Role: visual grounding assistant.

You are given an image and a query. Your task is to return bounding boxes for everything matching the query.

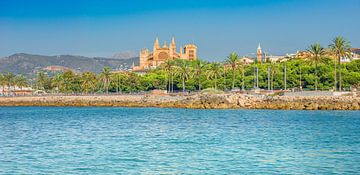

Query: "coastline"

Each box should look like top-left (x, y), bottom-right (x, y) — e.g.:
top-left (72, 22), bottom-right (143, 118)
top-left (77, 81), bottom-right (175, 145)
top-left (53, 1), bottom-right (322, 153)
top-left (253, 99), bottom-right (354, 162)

top-left (0, 93), bottom-right (359, 110)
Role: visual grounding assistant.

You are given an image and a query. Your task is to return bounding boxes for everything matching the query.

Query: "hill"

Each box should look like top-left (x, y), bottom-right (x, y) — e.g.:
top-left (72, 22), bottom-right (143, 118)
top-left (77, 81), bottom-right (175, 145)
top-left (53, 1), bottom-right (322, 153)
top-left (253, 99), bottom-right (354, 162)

top-left (0, 53), bottom-right (139, 75)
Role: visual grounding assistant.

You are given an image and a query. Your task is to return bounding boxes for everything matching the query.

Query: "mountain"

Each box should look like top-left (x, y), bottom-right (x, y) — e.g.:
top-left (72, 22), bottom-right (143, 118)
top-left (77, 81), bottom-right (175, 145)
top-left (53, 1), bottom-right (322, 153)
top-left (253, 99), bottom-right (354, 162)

top-left (0, 53), bottom-right (139, 75)
top-left (112, 51), bottom-right (137, 59)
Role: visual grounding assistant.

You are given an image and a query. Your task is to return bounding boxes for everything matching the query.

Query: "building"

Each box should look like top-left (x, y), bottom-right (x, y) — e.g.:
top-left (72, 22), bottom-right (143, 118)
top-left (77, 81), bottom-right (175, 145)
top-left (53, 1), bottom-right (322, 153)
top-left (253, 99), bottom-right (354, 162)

top-left (351, 48), bottom-right (360, 60)
top-left (240, 57), bottom-right (254, 64)
top-left (0, 86), bottom-right (33, 96)
top-left (256, 43), bottom-right (263, 63)
top-left (295, 50), bottom-right (312, 59)
top-left (132, 37), bottom-right (197, 71)
top-left (266, 55), bottom-right (287, 62)
top-left (43, 65), bottom-right (74, 72)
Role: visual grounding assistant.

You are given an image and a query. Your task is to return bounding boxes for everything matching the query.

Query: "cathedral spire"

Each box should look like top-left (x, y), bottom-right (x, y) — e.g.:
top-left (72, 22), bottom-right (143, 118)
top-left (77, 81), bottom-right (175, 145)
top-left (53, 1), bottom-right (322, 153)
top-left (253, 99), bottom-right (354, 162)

top-left (153, 36), bottom-right (160, 52)
top-left (257, 43), bottom-right (261, 50)
top-left (163, 41), bottom-right (167, 48)
top-left (171, 36), bottom-right (176, 46)
top-left (154, 36), bottom-right (160, 49)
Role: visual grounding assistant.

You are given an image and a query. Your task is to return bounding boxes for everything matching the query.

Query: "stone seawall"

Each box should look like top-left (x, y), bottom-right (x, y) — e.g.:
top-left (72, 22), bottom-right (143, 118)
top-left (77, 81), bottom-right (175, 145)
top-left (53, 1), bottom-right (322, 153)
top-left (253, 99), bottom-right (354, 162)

top-left (0, 94), bottom-right (359, 110)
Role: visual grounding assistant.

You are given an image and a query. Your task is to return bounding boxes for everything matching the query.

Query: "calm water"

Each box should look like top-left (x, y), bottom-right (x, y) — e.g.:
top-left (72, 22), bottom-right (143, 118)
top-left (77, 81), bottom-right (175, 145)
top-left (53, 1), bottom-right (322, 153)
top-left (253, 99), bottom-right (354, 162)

top-left (0, 107), bottom-right (360, 174)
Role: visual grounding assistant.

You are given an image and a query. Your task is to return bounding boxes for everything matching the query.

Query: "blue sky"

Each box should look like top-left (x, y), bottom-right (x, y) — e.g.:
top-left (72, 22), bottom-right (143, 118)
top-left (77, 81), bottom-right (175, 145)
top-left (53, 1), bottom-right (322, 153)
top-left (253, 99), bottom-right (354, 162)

top-left (0, 0), bottom-right (359, 61)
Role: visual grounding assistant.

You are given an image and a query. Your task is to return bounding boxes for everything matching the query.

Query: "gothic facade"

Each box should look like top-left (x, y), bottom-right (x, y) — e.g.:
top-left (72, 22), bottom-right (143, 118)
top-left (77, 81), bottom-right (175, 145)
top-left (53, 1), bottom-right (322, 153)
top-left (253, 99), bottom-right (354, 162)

top-left (132, 37), bottom-right (197, 71)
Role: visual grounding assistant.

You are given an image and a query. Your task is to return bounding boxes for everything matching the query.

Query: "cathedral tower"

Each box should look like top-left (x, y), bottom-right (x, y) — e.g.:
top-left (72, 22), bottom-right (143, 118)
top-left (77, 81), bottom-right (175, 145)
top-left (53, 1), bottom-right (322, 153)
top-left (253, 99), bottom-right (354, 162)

top-left (256, 43), bottom-right (263, 63)
top-left (184, 44), bottom-right (197, 60)
top-left (153, 36), bottom-right (160, 52)
top-left (169, 36), bottom-right (176, 58)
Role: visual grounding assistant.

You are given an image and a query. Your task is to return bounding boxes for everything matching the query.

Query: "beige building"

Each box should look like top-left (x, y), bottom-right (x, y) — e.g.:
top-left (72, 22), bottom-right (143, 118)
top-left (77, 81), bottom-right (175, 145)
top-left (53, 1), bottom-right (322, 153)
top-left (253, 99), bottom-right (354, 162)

top-left (132, 37), bottom-right (197, 71)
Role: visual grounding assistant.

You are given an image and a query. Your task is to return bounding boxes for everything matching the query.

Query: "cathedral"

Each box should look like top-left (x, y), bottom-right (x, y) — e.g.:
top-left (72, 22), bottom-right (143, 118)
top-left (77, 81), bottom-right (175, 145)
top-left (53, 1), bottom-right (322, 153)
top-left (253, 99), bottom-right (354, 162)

top-left (132, 37), bottom-right (197, 71)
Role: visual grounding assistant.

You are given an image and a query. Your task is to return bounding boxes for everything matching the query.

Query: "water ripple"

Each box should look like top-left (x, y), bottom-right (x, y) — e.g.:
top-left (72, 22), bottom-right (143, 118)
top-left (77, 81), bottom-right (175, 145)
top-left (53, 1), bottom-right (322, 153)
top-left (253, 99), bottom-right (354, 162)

top-left (0, 107), bottom-right (359, 174)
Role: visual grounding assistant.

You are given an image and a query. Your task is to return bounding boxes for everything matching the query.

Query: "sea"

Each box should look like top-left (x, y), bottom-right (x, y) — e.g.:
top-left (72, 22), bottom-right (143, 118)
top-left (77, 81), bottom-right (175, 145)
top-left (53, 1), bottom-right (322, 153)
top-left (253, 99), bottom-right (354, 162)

top-left (0, 107), bottom-right (359, 174)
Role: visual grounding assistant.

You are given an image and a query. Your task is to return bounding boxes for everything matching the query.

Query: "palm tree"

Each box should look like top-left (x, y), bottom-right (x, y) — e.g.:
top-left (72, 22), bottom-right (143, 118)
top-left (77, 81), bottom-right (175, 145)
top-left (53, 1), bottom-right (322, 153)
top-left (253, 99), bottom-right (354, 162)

top-left (329, 36), bottom-right (351, 91)
top-left (206, 62), bottom-right (222, 89)
top-left (174, 59), bottom-right (191, 92)
top-left (59, 71), bottom-right (79, 94)
top-left (193, 60), bottom-right (206, 91)
top-left (14, 75), bottom-right (28, 91)
top-left (162, 60), bottom-right (175, 93)
top-left (81, 72), bottom-right (97, 94)
top-left (111, 73), bottom-right (126, 93)
top-left (3, 72), bottom-right (15, 95)
top-left (100, 67), bottom-right (112, 94)
top-left (226, 52), bottom-right (239, 90)
top-left (237, 58), bottom-right (246, 90)
top-left (36, 71), bottom-right (48, 90)
top-left (0, 73), bottom-right (5, 95)
top-left (307, 43), bottom-right (326, 91)
top-left (270, 62), bottom-right (279, 90)
top-left (51, 74), bottom-right (63, 93)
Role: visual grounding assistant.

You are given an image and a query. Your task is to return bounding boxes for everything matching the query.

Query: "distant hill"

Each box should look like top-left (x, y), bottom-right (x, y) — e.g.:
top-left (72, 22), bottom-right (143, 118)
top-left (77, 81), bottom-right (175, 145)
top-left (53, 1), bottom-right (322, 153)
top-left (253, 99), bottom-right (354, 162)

top-left (0, 53), bottom-right (139, 75)
top-left (112, 51), bottom-right (137, 59)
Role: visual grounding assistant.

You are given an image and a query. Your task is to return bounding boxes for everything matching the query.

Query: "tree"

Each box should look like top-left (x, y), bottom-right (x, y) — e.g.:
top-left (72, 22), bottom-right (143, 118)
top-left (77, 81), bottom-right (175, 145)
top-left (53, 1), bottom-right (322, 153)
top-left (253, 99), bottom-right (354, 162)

top-left (0, 73), bottom-right (5, 95)
top-left (193, 59), bottom-right (206, 91)
top-left (100, 67), bottom-right (112, 94)
top-left (161, 60), bottom-right (175, 93)
top-left (61, 71), bottom-right (81, 93)
top-left (3, 72), bottom-right (15, 95)
top-left (80, 72), bottom-right (97, 94)
top-left (51, 74), bottom-right (63, 93)
top-left (206, 62), bottom-right (222, 89)
top-left (174, 59), bottom-right (191, 92)
top-left (14, 75), bottom-right (28, 90)
top-left (237, 58), bottom-right (246, 90)
top-left (329, 36), bottom-right (351, 91)
top-left (307, 43), bottom-right (326, 91)
top-left (269, 62), bottom-right (280, 90)
top-left (36, 71), bottom-right (48, 91)
top-left (226, 52), bottom-right (239, 90)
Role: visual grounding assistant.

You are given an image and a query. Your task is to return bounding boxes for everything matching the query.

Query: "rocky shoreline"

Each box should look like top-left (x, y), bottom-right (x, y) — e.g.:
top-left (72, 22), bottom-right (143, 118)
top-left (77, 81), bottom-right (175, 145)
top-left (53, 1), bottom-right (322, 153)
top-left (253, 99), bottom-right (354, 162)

top-left (0, 93), bottom-right (359, 110)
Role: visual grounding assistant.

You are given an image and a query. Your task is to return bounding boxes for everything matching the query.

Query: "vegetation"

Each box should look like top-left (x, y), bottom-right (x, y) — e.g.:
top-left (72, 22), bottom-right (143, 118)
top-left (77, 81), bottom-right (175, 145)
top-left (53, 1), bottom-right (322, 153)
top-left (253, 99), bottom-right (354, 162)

top-left (307, 43), bottom-right (326, 91)
top-left (329, 36), bottom-right (352, 91)
top-left (0, 37), bottom-right (359, 95)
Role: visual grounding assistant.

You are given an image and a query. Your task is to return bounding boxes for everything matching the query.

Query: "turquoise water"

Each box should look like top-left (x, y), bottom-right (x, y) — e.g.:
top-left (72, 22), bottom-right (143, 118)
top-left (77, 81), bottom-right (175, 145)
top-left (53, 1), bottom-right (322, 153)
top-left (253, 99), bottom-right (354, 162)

top-left (0, 107), bottom-right (360, 174)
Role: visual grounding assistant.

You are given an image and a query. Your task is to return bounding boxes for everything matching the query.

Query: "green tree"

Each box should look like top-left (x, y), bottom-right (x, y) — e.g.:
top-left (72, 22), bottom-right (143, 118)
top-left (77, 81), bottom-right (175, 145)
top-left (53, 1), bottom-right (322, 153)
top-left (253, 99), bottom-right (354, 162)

top-left (161, 60), bottom-right (175, 92)
top-left (307, 43), bottom-right (326, 91)
top-left (3, 72), bottom-right (15, 95)
top-left (14, 74), bottom-right (28, 90)
top-left (36, 71), bottom-right (49, 91)
top-left (100, 67), bottom-right (112, 94)
top-left (192, 59), bottom-right (206, 91)
top-left (60, 71), bottom-right (81, 93)
top-left (111, 73), bottom-right (124, 93)
top-left (237, 58), bottom-right (246, 90)
top-left (0, 73), bottom-right (5, 94)
top-left (51, 74), bottom-right (63, 93)
top-left (329, 36), bottom-right (352, 91)
top-left (81, 72), bottom-right (97, 94)
top-left (206, 62), bottom-right (222, 89)
top-left (174, 59), bottom-right (191, 92)
top-left (226, 52), bottom-right (239, 90)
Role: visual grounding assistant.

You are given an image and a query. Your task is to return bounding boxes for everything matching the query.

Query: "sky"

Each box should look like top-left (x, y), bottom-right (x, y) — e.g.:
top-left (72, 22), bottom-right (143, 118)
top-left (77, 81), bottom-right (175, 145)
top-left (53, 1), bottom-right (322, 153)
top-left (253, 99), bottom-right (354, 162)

top-left (0, 0), bottom-right (359, 61)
